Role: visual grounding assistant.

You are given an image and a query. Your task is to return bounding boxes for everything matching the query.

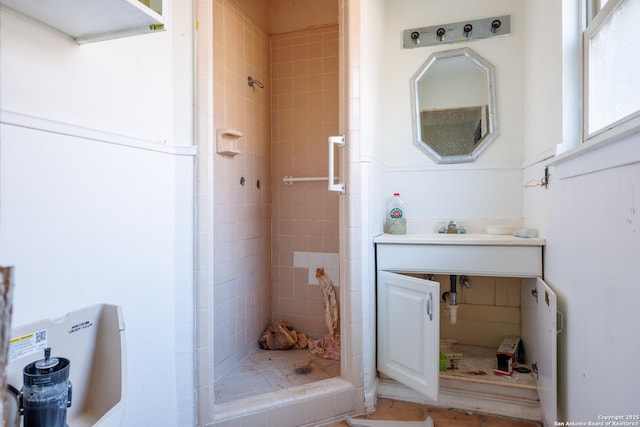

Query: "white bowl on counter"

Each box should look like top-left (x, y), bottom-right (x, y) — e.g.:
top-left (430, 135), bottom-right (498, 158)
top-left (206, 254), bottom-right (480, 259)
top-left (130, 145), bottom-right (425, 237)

top-left (486, 225), bottom-right (513, 235)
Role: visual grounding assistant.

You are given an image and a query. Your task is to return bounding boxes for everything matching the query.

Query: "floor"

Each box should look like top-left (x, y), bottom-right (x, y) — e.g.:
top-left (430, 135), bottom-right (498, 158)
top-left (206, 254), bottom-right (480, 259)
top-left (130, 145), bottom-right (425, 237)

top-left (439, 344), bottom-right (536, 389)
top-left (320, 399), bottom-right (542, 427)
top-left (214, 348), bottom-right (340, 404)
top-left (215, 345), bottom-right (540, 426)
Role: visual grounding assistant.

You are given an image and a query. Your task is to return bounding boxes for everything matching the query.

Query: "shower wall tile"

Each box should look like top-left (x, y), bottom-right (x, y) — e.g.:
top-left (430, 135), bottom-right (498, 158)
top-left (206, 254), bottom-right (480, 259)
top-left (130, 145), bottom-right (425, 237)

top-left (292, 250), bottom-right (340, 286)
top-left (195, 0), bottom-right (215, 422)
top-left (344, 0), bottom-right (366, 409)
top-left (271, 25), bottom-right (341, 338)
top-left (196, 381), bottom-right (212, 426)
top-left (196, 269), bottom-right (211, 311)
top-left (212, 0), bottom-right (271, 381)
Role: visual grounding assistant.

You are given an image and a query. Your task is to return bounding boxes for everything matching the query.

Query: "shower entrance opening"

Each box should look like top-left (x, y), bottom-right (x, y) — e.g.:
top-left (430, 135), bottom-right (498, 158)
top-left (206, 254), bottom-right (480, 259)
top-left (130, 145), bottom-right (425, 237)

top-left (209, 0), bottom-right (344, 409)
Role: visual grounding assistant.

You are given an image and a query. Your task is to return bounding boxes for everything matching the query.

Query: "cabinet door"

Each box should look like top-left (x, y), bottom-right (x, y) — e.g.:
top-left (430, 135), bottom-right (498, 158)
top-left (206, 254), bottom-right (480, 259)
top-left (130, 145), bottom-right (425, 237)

top-left (377, 271), bottom-right (440, 401)
top-left (521, 278), bottom-right (558, 427)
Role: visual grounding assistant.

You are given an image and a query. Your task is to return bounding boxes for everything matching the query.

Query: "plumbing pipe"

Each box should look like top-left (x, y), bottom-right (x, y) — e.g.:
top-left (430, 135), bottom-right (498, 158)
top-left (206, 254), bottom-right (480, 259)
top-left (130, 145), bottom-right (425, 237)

top-left (448, 304), bottom-right (458, 324)
top-left (448, 275), bottom-right (458, 324)
top-left (441, 291), bottom-right (450, 302)
top-left (460, 275), bottom-right (471, 288)
top-left (247, 76), bottom-right (264, 89)
top-left (449, 275), bottom-right (457, 305)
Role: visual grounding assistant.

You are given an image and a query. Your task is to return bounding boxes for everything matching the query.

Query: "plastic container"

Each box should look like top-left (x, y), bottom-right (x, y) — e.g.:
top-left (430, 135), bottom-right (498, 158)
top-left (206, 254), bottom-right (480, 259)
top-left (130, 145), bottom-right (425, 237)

top-left (385, 193), bottom-right (406, 235)
top-left (439, 352), bottom-right (448, 371)
top-left (22, 348), bottom-right (72, 427)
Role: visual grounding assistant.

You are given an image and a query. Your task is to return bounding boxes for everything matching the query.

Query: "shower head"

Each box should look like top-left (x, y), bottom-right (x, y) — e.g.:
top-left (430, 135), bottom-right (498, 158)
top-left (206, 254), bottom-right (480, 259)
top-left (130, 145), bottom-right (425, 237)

top-left (247, 76), bottom-right (264, 89)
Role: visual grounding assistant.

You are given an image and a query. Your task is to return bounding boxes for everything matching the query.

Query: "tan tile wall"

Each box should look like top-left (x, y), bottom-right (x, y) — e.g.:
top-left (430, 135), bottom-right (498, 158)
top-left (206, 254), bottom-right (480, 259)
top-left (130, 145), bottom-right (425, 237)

top-left (212, 0), bottom-right (271, 377)
top-left (437, 275), bottom-right (522, 348)
top-left (270, 26), bottom-right (340, 338)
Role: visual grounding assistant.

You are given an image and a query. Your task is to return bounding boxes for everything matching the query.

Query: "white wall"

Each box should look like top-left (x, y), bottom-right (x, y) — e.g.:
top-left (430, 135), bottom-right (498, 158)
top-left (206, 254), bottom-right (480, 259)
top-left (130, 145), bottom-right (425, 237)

top-left (0, 2), bottom-right (195, 425)
top-left (366, 0), bottom-right (525, 234)
top-left (521, 0), bottom-right (563, 162)
top-left (378, 0), bottom-right (524, 167)
top-left (362, 0), bottom-right (640, 422)
top-left (522, 0), bottom-right (640, 421)
top-left (359, 0), bottom-right (526, 408)
top-left (545, 147), bottom-right (640, 420)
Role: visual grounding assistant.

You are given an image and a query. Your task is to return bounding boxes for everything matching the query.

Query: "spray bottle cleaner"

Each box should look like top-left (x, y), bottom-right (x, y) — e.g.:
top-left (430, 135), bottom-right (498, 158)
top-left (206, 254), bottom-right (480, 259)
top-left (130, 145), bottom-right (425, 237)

top-left (385, 193), bottom-right (406, 234)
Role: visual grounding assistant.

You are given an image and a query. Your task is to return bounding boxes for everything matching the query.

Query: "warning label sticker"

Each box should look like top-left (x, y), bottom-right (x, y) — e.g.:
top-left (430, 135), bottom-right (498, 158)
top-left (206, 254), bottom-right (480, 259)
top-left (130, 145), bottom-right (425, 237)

top-left (8, 329), bottom-right (48, 362)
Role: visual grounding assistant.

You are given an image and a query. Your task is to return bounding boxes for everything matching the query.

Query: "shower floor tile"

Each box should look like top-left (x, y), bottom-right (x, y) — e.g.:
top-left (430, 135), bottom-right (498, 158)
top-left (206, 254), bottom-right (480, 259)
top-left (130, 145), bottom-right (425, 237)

top-left (214, 348), bottom-right (340, 404)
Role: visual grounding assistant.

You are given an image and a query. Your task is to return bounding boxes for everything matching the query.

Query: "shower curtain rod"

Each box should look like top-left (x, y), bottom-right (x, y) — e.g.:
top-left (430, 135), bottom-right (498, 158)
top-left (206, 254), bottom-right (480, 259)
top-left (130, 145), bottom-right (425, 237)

top-left (282, 176), bottom-right (338, 186)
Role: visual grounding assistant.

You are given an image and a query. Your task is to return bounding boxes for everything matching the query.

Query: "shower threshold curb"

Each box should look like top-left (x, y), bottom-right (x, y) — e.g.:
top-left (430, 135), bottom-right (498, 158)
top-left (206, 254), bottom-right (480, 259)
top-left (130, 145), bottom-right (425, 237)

top-left (212, 377), bottom-right (354, 423)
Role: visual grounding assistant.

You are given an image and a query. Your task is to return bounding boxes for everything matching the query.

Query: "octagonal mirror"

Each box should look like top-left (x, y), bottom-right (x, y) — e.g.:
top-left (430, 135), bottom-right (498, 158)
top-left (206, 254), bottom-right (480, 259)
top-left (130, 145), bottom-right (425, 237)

top-left (410, 47), bottom-right (497, 163)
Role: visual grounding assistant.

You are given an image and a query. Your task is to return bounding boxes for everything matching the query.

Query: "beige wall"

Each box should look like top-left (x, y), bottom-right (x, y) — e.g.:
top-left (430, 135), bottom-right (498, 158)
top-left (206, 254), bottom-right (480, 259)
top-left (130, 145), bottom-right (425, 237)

top-left (234, 0), bottom-right (338, 35)
top-left (269, 0), bottom-right (339, 34)
top-left (233, 0), bottom-right (270, 30)
top-left (270, 26), bottom-right (341, 338)
top-left (212, 0), bottom-right (272, 377)
top-left (405, 273), bottom-right (522, 348)
top-left (437, 275), bottom-right (521, 348)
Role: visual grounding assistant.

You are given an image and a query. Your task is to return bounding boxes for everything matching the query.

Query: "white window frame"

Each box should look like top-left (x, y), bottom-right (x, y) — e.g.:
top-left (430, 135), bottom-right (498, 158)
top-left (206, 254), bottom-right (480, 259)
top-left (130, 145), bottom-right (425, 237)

top-left (587, 0), bottom-right (609, 24)
top-left (583, 0), bottom-right (640, 144)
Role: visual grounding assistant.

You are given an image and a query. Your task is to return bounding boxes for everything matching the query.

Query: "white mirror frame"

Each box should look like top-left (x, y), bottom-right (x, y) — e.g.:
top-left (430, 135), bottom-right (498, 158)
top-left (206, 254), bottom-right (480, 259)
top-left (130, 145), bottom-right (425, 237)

top-left (410, 47), bottom-right (497, 164)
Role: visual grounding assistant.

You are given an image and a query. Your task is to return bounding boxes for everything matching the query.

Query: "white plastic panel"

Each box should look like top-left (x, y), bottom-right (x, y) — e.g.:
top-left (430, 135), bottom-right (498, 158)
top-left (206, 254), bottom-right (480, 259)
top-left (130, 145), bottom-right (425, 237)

top-left (6, 304), bottom-right (126, 427)
top-left (377, 271), bottom-right (439, 401)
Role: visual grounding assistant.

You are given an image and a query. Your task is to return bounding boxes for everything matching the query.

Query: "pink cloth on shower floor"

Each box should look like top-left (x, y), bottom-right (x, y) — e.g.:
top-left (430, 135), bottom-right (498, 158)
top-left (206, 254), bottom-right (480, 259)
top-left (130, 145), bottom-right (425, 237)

top-left (308, 333), bottom-right (341, 360)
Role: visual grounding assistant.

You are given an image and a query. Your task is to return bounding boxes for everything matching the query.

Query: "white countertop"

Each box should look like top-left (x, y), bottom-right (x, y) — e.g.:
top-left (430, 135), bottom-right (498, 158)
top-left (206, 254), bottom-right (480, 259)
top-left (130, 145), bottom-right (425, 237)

top-left (374, 233), bottom-right (545, 246)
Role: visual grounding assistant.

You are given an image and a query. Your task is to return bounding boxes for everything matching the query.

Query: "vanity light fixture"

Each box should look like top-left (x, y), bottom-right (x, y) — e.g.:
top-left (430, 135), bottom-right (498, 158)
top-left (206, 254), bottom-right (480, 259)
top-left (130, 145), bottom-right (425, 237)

top-left (403, 15), bottom-right (510, 49)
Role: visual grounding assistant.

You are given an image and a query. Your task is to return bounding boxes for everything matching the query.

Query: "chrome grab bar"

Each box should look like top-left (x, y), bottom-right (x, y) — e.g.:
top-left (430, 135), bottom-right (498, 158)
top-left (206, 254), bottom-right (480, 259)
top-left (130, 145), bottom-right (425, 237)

top-left (327, 135), bottom-right (346, 194)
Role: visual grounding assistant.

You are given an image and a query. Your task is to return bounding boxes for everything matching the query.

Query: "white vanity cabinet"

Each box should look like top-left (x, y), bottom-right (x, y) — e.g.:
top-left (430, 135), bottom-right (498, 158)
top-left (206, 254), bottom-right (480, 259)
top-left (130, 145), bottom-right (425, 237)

top-left (377, 271), bottom-right (440, 400)
top-left (374, 233), bottom-right (558, 426)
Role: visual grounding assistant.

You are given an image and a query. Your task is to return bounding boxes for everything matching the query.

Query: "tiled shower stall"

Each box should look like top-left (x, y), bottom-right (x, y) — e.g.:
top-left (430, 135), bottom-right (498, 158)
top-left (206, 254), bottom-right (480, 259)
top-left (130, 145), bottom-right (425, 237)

top-left (210, 0), bottom-right (341, 394)
top-left (195, 0), bottom-right (365, 424)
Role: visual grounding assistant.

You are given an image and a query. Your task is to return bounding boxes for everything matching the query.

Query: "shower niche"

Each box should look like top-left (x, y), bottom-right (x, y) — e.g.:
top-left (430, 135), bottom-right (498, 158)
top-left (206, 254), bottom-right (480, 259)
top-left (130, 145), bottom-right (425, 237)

top-left (374, 234), bottom-right (559, 426)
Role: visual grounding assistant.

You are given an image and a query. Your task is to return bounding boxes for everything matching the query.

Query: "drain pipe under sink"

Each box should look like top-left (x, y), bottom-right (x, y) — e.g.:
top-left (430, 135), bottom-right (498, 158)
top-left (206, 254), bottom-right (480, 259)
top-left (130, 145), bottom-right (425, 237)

top-left (445, 275), bottom-right (471, 324)
top-left (448, 275), bottom-right (458, 324)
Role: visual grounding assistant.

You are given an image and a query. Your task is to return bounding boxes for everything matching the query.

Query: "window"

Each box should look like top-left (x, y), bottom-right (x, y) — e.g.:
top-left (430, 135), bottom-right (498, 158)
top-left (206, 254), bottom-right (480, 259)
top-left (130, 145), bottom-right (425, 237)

top-left (583, 0), bottom-right (640, 140)
top-left (587, 0), bottom-right (610, 22)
